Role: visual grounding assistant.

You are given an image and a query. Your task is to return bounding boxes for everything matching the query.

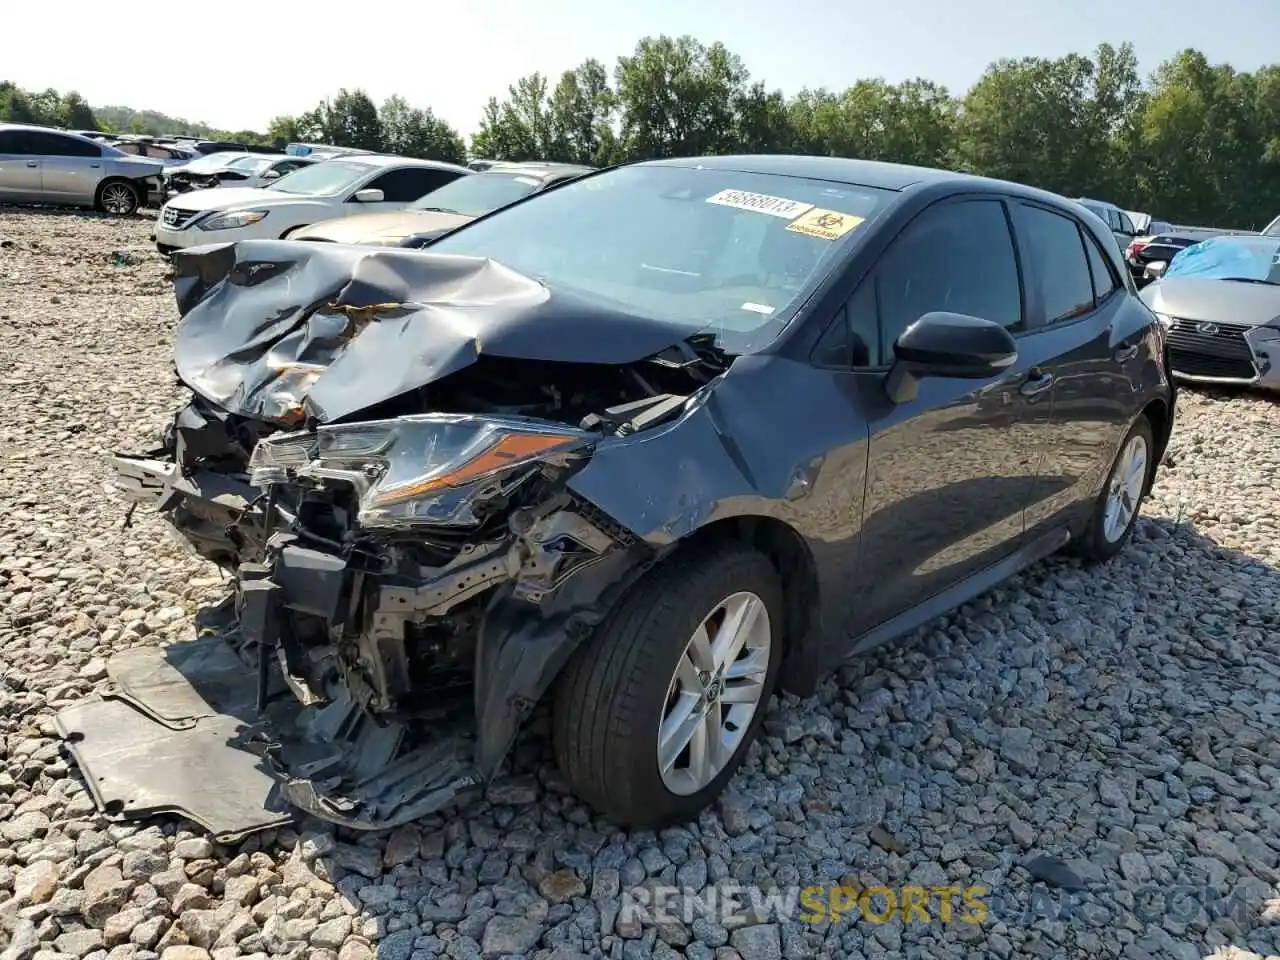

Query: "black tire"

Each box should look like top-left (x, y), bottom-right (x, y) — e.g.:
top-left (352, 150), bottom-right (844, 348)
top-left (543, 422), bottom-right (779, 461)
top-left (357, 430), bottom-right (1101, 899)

top-left (96, 180), bottom-right (140, 216)
top-left (552, 541), bottom-right (784, 828)
top-left (1072, 415), bottom-right (1155, 562)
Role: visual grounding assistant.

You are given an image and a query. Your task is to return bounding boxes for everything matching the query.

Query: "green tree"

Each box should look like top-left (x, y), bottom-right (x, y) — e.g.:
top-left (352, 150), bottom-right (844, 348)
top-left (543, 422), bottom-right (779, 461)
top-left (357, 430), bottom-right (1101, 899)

top-left (0, 83), bottom-right (37, 123)
top-left (547, 59), bottom-right (618, 165)
top-left (614, 35), bottom-right (749, 159)
top-left (470, 74), bottom-right (557, 161)
top-left (953, 44), bottom-right (1141, 198)
top-left (266, 114), bottom-right (303, 146)
top-left (320, 88), bottom-right (382, 151)
top-left (59, 91), bottom-right (98, 129)
top-left (379, 95), bottom-right (466, 164)
top-left (731, 82), bottom-right (794, 154)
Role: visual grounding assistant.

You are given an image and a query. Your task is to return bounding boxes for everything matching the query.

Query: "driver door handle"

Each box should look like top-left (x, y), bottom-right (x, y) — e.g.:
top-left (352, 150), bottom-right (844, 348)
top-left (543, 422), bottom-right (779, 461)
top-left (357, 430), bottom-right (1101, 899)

top-left (1020, 368), bottom-right (1055, 397)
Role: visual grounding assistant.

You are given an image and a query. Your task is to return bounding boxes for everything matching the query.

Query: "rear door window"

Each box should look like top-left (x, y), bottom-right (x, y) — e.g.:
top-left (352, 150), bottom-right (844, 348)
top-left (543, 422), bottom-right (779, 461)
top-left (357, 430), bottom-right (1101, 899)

top-left (1014, 204), bottom-right (1096, 324)
top-left (0, 130), bottom-right (32, 154)
top-left (364, 167), bottom-right (465, 202)
top-left (1083, 232), bottom-right (1120, 302)
top-left (26, 132), bottom-right (101, 158)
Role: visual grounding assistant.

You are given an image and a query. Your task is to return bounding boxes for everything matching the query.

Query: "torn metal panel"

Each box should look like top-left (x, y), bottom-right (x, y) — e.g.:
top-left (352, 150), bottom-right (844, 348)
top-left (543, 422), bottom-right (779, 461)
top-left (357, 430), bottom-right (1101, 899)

top-left (171, 240), bottom-right (708, 425)
top-left (54, 638), bottom-right (293, 843)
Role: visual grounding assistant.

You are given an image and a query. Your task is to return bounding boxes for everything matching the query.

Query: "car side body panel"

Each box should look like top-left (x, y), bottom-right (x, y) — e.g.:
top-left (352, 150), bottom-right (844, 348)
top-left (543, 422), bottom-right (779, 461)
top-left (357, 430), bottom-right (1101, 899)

top-left (572, 176), bottom-right (1173, 697)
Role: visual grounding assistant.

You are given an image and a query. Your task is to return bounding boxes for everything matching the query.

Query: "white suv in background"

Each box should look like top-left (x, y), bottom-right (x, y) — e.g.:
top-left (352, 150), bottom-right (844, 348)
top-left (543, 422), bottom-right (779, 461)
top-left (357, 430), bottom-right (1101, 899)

top-left (153, 155), bottom-right (471, 253)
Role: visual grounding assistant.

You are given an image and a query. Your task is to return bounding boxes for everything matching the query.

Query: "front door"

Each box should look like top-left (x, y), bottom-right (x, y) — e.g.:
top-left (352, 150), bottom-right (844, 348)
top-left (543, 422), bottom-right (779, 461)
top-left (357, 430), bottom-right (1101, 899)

top-left (29, 131), bottom-right (102, 204)
top-left (0, 129), bottom-right (41, 202)
top-left (842, 196), bottom-right (1054, 634)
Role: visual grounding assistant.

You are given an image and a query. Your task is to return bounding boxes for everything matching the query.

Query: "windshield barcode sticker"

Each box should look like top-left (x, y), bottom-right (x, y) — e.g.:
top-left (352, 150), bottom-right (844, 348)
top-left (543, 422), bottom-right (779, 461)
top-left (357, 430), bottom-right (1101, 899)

top-left (706, 189), bottom-right (814, 219)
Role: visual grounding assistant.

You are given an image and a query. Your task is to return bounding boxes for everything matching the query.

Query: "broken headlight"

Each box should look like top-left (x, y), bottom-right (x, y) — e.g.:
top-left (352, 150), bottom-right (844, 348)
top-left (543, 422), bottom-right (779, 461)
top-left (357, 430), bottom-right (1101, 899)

top-left (250, 414), bottom-right (592, 529)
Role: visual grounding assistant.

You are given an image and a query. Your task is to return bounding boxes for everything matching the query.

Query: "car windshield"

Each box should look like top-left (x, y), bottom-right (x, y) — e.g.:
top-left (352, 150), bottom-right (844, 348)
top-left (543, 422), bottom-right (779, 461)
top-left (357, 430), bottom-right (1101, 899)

top-left (425, 164), bottom-right (892, 352)
top-left (1165, 236), bottom-right (1280, 284)
top-left (183, 152), bottom-right (245, 173)
top-left (269, 161), bottom-right (374, 196)
top-left (227, 155), bottom-right (271, 173)
top-left (411, 172), bottom-right (542, 216)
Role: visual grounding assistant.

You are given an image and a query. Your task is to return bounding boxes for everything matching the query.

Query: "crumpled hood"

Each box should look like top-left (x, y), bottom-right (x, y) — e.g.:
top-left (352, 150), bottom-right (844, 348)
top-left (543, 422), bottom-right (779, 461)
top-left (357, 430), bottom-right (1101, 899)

top-left (1142, 277), bottom-right (1280, 328)
top-left (171, 239), bottom-right (703, 424)
top-left (292, 209), bottom-right (473, 244)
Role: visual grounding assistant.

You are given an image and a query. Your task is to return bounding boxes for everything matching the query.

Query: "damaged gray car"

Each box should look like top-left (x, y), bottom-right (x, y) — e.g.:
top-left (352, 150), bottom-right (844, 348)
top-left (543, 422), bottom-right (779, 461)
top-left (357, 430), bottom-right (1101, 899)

top-left (63, 156), bottom-right (1176, 841)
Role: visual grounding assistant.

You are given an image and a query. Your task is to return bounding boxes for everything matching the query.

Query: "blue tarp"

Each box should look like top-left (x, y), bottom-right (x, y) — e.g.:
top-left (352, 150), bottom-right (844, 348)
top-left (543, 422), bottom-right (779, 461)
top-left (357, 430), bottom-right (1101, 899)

top-left (1166, 235), bottom-right (1280, 282)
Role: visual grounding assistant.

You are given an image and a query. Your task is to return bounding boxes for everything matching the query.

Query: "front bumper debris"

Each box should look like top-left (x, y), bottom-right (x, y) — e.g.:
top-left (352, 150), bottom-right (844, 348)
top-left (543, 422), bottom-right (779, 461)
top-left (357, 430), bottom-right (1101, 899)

top-left (77, 410), bottom-right (649, 837)
top-left (55, 541), bottom-right (486, 840)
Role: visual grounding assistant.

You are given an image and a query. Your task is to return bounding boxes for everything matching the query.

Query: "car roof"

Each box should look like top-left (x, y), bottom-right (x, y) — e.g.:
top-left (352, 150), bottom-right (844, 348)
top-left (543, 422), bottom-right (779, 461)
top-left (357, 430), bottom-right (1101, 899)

top-left (1077, 196), bottom-right (1120, 209)
top-left (640, 154), bottom-right (1080, 208)
top-left (339, 153), bottom-right (471, 173)
top-left (483, 161), bottom-right (595, 182)
top-left (0, 123), bottom-right (119, 150)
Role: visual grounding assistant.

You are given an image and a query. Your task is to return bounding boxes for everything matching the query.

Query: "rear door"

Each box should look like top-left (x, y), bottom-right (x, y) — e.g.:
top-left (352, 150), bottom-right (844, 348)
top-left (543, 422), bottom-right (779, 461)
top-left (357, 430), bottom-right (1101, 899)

top-left (1009, 201), bottom-right (1137, 538)
top-left (0, 129), bottom-right (41, 201)
top-left (28, 131), bottom-right (102, 204)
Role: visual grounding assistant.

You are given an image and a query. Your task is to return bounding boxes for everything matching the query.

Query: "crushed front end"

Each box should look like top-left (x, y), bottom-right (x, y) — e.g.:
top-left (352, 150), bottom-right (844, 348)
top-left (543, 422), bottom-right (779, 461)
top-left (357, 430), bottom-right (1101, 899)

top-left (61, 238), bottom-right (727, 838)
top-left (69, 408), bottom-right (675, 837)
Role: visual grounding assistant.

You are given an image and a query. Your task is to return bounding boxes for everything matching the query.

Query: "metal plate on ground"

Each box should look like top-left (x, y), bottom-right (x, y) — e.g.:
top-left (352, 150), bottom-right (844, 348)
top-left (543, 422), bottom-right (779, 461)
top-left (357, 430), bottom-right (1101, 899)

top-left (55, 637), bottom-right (294, 842)
top-left (56, 698), bottom-right (294, 843)
top-left (105, 638), bottom-right (256, 725)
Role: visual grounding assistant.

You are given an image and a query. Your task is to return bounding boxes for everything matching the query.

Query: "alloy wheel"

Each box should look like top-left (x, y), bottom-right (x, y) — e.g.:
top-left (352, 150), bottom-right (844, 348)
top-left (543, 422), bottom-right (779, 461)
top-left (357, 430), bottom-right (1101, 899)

top-left (101, 184), bottom-right (136, 215)
top-left (658, 591), bottom-right (772, 795)
top-left (1103, 433), bottom-right (1148, 543)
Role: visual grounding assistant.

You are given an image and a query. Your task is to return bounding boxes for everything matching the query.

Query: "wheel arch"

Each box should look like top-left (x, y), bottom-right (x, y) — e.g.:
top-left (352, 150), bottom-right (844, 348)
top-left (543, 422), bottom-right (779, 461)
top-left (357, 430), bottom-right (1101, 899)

top-left (666, 513), bottom-right (823, 696)
top-left (1139, 396), bottom-right (1172, 495)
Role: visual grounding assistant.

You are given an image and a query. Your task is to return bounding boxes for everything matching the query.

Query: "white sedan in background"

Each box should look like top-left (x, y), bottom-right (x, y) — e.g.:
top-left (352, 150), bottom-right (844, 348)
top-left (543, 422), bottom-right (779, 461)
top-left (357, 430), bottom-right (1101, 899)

top-left (153, 155), bottom-right (471, 254)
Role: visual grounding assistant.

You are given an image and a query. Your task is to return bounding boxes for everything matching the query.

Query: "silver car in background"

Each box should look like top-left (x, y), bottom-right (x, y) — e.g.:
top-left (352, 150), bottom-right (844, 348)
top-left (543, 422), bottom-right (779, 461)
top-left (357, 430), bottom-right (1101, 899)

top-left (1141, 234), bottom-right (1280, 390)
top-left (0, 123), bottom-right (163, 215)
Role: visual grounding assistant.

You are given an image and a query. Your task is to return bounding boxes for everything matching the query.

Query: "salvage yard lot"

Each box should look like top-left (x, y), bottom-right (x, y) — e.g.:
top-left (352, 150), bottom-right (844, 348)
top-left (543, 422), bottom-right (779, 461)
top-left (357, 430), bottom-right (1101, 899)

top-left (2, 206), bottom-right (1280, 960)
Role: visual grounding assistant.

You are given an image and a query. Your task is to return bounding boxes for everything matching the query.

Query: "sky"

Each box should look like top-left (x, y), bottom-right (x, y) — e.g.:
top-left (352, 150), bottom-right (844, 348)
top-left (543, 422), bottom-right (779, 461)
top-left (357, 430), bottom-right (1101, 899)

top-left (6, 0), bottom-right (1279, 139)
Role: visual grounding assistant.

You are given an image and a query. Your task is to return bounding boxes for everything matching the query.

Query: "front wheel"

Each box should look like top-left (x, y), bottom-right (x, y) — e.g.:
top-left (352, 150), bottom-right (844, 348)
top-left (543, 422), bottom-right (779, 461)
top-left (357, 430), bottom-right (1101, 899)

top-left (1072, 415), bottom-right (1154, 562)
top-left (97, 180), bottom-right (140, 216)
top-left (552, 542), bottom-right (783, 828)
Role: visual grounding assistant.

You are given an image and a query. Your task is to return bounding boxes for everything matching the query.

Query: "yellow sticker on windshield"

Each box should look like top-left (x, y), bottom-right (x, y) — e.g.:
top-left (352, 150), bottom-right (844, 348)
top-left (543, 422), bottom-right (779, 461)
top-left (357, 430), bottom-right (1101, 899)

top-left (787, 208), bottom-right (864, 241)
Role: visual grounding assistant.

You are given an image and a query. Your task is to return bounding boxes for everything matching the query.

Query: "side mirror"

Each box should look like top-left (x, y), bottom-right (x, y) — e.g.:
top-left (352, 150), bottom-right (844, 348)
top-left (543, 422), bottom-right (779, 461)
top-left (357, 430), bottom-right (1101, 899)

top-left (352, 188), bottom-right (384, 203)
top-left (398, 229), bottom-right (450, 249)
top-left (885, 311), bottom-right (1018, 404)
top-left (261, 169), bottom-right (281, 180)
top-left (1144, 261), bottom-right (1167, 282)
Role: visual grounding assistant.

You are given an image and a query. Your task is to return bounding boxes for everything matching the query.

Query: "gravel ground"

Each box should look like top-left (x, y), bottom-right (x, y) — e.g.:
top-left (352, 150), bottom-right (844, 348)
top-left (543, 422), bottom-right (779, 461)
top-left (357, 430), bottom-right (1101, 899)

top-left (2, 207), bottom-right (1279, 960)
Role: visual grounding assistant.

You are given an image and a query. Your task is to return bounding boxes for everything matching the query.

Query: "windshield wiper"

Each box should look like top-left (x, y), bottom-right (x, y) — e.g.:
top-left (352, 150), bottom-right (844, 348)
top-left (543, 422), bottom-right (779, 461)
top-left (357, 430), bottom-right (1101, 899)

top-left (416, 206), bottom-right (460, 214)
top-left (1220, 276), bottom-right (1280, 285)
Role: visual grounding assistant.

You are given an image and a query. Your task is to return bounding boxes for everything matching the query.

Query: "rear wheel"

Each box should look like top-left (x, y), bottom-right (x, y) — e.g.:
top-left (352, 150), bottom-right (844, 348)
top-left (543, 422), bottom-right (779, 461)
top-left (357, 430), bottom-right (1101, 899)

top-left (553, 542), bottom-right (783, 828)
top-left (97, 180), bottom-right (140, 216)
top-left (1072, 415), bottom-right (1154, 562)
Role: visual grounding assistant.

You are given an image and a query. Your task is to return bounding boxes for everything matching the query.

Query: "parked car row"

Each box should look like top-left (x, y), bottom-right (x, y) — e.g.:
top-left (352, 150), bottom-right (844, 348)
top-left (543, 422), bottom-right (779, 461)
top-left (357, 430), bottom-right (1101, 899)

top-left (152, 156), bottom-right (595, 252)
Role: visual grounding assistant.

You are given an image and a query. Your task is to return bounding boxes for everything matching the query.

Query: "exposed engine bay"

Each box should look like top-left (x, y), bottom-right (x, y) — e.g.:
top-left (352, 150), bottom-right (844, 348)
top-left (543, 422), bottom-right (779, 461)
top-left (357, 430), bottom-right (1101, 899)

top-left (62, 238), bottom-right (738, 838)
